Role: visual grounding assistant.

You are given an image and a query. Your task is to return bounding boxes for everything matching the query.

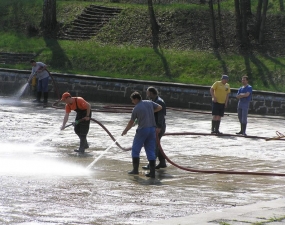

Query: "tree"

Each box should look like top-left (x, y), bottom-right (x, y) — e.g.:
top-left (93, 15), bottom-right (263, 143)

top-left (256, 0), bottom-right (263, 37)
top-left (244, 0), bottom-right (252, 16)
top-left (234, 0), bottom-right (249, 48)
top-left (209, 0), bottom-right (218, 48)
top-left (147, 0), bottom-right (160, 48)
top-left (41, 0), bottom-right (57, 31)
top-left (240, 0), bottom-right (249, 46)
top-left (256, 0), bottom-right (269, 44)
top-left (279, 0), bottom-right (284, 12)
top-left (234, 0), bottom-right (242, 44)
top-left (258, 0), bottom-right (268, 44)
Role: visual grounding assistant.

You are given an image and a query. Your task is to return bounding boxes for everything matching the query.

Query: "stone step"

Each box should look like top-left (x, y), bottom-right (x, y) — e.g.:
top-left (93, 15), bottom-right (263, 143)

top-left (72, 19), bottom-right (105, 26)
top-left (0, 52), bottom-right (35, 56)
top-left (60, 5), bottom-right (122, 40)
top-left (0, 52), bottom-right (36, 64)
top-left (88, 5), bottom-right (122, 13)
top-left (64, 30), bottom-right (98, 36)
top-left (73, 18), bottom-right (105, 24)
top-left (68, 25), bottom-right (101, 31)
top-left (59, 34), bottom-right (92, 40)
top-left (84, 9), bottom-right (120, 16)
top-left (78, 13), bottom-right (117, 20)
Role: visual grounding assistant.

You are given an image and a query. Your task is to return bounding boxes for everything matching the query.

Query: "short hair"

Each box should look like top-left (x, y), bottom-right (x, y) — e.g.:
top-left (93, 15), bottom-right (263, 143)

top-left (30, 59), bottom-right (36, 63)
top-left (147, 86), bottom-right (158, 95)
top-left (130, 91), bottom-right (142, 100)
top-left (242, 76), bottom-right (249, 81)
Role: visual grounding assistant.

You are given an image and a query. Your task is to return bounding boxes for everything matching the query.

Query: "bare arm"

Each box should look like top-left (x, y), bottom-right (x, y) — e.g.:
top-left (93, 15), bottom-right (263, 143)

top-left (154, 105), bottom-right (162, 113)
top-left (84, 102), bottom-right (91, 121)
top-left (210, 88), bottom-right (216, 102)
top-left (37, 65), bottom-right (47, 73)
top-left (236, 92), bottom-right (250, 99)
top-left (122, 119), bottom-right (135, 136)
top-left (225, 93), bottom-right (230, 107)
top-left (61, 113), bottom-right (69, 130)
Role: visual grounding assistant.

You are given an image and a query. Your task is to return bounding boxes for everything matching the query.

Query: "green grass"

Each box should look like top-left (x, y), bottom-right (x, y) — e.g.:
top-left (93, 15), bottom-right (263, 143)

top-left (0, 0), bottom-right (285, 92)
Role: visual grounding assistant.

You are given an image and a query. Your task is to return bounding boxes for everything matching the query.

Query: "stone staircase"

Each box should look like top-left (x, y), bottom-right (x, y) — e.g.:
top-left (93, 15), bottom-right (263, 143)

top-left (60, 5), bottom-right (122, 40)
top-left (0, 52), bottom-right (36, 65)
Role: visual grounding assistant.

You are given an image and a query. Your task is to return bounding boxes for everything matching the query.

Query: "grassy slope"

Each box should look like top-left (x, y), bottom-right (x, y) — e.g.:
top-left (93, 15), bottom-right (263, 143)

top-left (0, 0), bottom-right (285, 92)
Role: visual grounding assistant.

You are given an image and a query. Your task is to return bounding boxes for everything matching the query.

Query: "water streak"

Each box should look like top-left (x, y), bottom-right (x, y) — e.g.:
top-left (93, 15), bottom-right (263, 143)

top-left (86, 137), bottom-right (121, 169)
top-left (15, 83), bottom-right (29, 99)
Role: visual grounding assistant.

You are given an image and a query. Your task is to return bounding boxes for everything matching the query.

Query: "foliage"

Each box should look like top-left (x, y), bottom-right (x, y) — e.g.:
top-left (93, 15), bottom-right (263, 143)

top-left (0, 0), bottom-right (285, 92)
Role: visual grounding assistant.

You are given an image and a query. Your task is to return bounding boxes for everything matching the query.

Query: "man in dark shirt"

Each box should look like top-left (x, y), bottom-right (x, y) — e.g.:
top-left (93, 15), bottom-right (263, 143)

top-left (142, 86), bottom-right (167, 170)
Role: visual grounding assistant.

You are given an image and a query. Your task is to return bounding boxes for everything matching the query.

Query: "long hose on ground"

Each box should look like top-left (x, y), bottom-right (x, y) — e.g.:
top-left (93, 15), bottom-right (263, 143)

top-left (80, 118), bottom-right (285, 177)
top-left (155, 133), bottom-right (285, 177)
top-left (56, 99), bottom-right (285, 176)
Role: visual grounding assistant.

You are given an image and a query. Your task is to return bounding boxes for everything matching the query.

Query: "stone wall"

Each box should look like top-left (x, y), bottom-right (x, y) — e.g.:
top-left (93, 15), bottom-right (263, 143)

top-left (1, 68), bottom-right (285, 115)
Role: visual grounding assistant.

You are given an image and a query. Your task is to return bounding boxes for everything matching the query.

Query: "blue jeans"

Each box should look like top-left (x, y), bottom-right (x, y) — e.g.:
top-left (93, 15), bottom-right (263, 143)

top-left (132, 127), bottom-right (156, 160)
top-left (37, 77), bottom-right (49, 92)
top-left (237, 107), bottom-right (249, 124)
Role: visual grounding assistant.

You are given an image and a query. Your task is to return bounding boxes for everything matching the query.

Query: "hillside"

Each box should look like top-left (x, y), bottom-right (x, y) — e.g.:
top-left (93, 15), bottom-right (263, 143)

top-left (94, 8), bottom-right (285, 56)
top-left (0, 0), bottom-right (285, 91)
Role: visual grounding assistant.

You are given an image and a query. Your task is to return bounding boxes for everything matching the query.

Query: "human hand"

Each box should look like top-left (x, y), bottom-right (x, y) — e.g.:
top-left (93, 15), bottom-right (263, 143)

top-left (122, 130), bottom-right (127, 136)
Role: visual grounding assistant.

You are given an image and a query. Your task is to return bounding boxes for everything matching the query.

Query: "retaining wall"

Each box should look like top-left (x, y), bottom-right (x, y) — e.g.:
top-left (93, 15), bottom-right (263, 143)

top-left (1, 68), bottom-right (285, 115)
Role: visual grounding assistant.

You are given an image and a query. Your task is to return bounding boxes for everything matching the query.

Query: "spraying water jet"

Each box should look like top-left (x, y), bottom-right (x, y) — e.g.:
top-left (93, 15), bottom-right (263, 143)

top-left (86, 137), bottom-right (121, 169)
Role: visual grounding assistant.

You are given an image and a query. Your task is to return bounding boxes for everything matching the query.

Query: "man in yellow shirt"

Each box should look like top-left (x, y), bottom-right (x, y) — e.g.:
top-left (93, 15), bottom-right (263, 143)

top-left (210, 75), bottom-right (231, 134)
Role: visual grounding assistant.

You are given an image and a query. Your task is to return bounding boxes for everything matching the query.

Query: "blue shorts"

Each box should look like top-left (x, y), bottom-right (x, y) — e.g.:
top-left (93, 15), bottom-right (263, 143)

top-left (132, 127), bottom-right (156, 160)
top-left (212, 102), bottom-right (225, 117)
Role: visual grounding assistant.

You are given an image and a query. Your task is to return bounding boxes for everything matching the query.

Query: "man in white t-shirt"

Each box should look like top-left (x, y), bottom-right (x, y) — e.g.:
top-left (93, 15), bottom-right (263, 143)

top-left (30, 59), bottom-right (50, 107)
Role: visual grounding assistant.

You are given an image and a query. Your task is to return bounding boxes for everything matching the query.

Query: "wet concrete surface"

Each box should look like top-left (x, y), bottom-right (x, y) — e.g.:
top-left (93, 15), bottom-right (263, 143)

top-left (1, 96), bottom-right (285, 224)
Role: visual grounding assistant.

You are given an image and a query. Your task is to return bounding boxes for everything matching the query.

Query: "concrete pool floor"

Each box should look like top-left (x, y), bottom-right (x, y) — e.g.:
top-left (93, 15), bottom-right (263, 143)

top-left (1, 96), bottom-right (285, 224)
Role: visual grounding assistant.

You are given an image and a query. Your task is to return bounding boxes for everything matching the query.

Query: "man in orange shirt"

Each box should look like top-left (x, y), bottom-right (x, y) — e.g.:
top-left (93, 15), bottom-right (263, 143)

top-left (60, 92), bottom-right (92, 154)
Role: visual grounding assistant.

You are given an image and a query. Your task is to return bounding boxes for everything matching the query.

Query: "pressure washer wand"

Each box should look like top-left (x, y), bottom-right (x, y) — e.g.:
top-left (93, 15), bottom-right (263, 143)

top-left (63, 118), bottom-right (86, 129)
top-left (27, 72), bottom-right (36, 84)
top-left (63, 122), bottom-right (75, 129)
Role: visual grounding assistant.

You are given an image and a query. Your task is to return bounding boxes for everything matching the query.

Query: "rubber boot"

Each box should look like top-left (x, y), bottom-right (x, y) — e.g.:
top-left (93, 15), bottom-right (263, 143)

top-left (145, 160), bottom-right (156, 178)
top-left (85, 139), bottom-right (89, 149)
top-left (142, 164), bottom-right (150, 170)
top-left (43, 92), bottom-right (48, 107)
top-left (74, 135), bottom-right (87, 153)
top-left (242, 123), bottom-right (247, 136)
top-left (155, 151), bottom-right (167, 169)
top-left (215, 120), bottom-right (222, 134)
top-left (128, 157), bottom-right (140, 175)
top-left (33, 92), bottom-right (42, 103)
top-left (236, 123), bottom-right (243, 134)
top-left (211, 120), bottom-right (216, 134)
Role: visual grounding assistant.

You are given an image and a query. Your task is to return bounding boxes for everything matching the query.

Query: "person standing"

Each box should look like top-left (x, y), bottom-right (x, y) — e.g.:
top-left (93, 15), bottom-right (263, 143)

top-left (122, 91), bottom-right (162, 178)
top-left (236, 76), bottom-right (252, 136)
top-left (210, 75), bottom-right (231, 134)
top-left (60, 92), bottom-right (92, 154)
top-left (30, 59), bottom-right (50, 107)
top-left (142, 86), bottom-right (167, 170)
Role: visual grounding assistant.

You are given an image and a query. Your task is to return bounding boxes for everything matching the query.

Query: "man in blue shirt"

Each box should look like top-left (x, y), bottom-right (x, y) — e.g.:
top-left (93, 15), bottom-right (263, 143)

top-left (236, 76), bottom-right (252, 136)
top-left (122, 91), bottom-right (162, 178)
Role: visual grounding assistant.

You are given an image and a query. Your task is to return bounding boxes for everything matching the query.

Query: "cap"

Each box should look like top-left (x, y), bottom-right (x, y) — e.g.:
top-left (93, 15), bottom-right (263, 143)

top-left (221, 75), bottom-right (229, 80)
top-left (60, 92), bottom-right (71, 101)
